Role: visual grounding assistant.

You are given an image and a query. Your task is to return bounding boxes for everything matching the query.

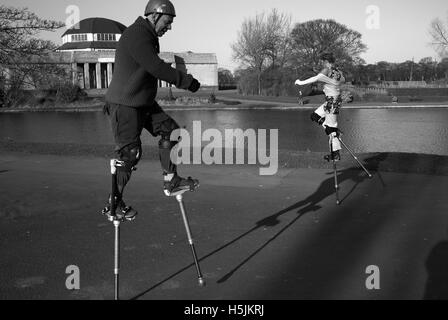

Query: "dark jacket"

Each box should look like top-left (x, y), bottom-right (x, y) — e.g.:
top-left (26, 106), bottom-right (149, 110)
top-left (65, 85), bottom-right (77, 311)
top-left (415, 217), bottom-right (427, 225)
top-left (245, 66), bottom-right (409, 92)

top-left (106, 17), bottom-right (194, 107)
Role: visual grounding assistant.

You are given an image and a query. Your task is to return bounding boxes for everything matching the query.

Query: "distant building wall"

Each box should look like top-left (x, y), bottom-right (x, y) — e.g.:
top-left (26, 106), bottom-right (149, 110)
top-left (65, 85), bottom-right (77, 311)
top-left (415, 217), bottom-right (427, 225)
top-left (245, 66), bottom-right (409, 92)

top-left (181, 64), bottom-right (218, 89)
top-left (12, 51), bottom-right (218, 90)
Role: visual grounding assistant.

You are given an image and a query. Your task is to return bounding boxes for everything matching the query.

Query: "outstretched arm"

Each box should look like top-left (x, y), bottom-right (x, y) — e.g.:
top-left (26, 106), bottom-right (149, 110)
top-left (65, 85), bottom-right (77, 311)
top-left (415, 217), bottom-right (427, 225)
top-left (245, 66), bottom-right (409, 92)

top-left (295, 73), bottom-right (338, 86)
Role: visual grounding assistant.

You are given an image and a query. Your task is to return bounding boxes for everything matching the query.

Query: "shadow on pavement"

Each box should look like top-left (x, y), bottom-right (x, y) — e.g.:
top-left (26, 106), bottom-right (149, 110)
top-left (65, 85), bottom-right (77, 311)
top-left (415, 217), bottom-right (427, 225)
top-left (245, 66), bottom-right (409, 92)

top-left (131, 153), bottom-right (387, 299)
top-left (216, 153), bottom-right (387, 283)
top-left (423, 227), bottom-right (448, 300)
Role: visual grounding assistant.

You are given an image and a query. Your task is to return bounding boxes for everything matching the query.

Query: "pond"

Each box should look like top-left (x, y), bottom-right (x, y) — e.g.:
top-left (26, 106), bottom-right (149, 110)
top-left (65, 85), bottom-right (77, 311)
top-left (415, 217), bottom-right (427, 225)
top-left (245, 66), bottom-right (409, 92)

top-left (0, 108), bottom-right (447, 155)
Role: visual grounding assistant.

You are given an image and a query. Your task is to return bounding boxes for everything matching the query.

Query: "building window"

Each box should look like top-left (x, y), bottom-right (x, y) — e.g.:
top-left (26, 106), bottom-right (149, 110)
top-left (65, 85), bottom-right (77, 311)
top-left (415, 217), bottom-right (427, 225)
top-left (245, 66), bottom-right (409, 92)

top-left (71, 34), bottom-right (87, 42)
top-left (96, 33), bottom-right (116, 41)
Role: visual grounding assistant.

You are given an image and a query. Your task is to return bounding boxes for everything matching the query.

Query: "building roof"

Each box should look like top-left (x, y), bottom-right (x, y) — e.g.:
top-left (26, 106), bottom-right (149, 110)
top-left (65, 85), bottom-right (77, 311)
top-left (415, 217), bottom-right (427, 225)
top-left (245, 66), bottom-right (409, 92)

top-left (160, 52), bottom-right (218, 64)
top-left (57, 41), bottom-right (118, 51)
top-left (62, 17), bottom-right (126, 36)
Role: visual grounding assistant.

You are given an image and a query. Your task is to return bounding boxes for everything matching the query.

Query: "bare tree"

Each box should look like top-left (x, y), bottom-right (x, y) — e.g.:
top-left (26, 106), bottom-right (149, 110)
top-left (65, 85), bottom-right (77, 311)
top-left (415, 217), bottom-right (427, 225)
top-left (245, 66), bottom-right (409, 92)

top-left (290, 19), bottom-right (367, 76)
top-left (0, 5), bottom-right (64, 64)
top-left (264, 9), bottom-right (292, 69)
top-left (0, 5), bottom-right (65, 106)
top-left (429, 16), bottom-right (448, 57)
top-left (232, 9), bottom-right (291, 95)
top-left (232, 12), bottom-right (268, 95)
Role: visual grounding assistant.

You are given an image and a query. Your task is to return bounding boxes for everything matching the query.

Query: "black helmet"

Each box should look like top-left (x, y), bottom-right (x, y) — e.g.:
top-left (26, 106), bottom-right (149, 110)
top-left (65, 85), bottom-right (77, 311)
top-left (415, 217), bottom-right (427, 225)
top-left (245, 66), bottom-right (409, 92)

top-left (144, 0), bottom-right (176, 17)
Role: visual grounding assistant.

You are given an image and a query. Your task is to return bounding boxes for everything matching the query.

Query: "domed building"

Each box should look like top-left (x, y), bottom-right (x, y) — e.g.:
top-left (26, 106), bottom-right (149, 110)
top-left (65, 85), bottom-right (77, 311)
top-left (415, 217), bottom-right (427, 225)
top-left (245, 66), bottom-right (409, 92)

top-left (57, 17), bottom-right (126, 52)
top-left (11, 17), bottom-right (218, 91)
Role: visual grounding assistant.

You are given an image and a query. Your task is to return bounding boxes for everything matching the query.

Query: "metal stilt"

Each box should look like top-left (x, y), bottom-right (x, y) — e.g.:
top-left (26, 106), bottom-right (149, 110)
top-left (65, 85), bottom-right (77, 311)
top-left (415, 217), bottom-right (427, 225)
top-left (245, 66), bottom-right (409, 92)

top-left (337, 137), bottom-right (372, 178)
top-left (327, 133), bottom-right (373, 205)
top-left (173, 191), bottom-right (205, 287)
top-left (108, 159), bottom-right (126, 300)
top-left (113, 219), bottom-right (120, 300)
top-left (329, 135), bottom-right (340, 205)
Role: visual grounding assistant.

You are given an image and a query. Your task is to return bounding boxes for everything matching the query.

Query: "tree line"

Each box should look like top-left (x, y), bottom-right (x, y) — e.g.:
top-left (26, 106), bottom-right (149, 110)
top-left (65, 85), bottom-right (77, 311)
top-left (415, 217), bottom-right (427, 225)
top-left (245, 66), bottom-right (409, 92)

top-left (346, 57), bottom-right (448, 85)
top-left (226, 9), bottom-right (448, 95)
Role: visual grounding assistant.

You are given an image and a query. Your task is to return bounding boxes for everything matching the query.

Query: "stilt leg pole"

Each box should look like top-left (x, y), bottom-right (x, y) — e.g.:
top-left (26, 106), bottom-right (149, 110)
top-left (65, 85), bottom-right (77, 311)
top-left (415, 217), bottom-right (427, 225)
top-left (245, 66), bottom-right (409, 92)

top-left (337, 137), bottom-right (372, 178)
top-left (329, 136), bottom-right (340, 205)
top-left (114, 220), bottom-right (120, 300)
top-left (176, 193), bottom-right (205, 287)
top-left (109, 159), bottom-right (124, 300)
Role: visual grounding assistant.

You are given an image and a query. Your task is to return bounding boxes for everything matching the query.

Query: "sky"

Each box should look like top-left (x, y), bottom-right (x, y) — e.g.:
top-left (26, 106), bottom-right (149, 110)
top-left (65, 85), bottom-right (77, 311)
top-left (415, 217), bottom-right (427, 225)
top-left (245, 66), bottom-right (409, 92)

top-left (2, 0), bottom-right (448, 72)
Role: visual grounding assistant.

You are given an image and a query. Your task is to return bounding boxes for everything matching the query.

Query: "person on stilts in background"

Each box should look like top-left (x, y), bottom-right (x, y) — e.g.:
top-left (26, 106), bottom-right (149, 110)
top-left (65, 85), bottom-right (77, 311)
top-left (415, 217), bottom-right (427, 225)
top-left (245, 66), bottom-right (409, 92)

top-left (102, 0), bottom-right (201, 221)
top-left (295, 52), bottom-right (345, 162)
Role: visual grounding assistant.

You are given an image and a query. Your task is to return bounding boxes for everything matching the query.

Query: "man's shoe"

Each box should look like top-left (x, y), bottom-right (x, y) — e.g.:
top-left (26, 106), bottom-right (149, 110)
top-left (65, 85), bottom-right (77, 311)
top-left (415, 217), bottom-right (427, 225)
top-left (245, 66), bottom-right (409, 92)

top-left (164, 174), bottom-right (200, 196)
top-left (102, 196), bottom-right (138, 221)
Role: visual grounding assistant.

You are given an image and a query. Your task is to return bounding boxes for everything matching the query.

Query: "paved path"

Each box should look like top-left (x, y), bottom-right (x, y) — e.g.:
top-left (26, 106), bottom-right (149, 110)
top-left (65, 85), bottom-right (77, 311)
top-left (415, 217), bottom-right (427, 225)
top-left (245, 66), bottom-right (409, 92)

top-left (0, 153), bottom-right (447, 300)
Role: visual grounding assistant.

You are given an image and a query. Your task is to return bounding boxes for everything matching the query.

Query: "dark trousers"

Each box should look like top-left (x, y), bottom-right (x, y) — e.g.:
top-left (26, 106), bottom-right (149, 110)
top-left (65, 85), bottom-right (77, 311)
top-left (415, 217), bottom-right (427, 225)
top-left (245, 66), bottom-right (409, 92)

top-left (105, 102), bottom-right (179, 196)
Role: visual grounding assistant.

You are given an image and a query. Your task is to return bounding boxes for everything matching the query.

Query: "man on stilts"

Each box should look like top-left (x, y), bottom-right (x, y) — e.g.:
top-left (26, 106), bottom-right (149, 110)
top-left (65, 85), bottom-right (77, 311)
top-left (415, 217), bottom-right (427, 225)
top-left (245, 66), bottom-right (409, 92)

top-left (102, 0), bottom-right (201, 221)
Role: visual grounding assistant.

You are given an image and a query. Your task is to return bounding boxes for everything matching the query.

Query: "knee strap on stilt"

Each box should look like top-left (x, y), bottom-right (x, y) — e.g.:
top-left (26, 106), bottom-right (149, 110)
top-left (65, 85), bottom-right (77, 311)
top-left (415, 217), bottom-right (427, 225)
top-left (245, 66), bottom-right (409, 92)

top-left (117, 144), bottom-right (142, 172)
top-left (159, 136), bottom-right (178, 150)
top-left (159, 135), bottom-right (179, 175)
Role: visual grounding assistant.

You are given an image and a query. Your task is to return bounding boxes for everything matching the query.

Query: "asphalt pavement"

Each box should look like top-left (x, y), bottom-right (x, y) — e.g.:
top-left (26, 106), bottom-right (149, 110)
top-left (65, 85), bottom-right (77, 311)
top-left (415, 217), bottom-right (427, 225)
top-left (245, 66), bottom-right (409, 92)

top-left (1, 152), bottom-right (447, 300)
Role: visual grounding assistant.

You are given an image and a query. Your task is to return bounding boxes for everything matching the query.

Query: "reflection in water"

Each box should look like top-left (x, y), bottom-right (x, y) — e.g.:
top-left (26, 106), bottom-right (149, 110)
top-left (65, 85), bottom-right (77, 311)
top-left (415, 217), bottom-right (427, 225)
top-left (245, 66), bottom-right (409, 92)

top-left (0, 108), bottom-right (447, 155)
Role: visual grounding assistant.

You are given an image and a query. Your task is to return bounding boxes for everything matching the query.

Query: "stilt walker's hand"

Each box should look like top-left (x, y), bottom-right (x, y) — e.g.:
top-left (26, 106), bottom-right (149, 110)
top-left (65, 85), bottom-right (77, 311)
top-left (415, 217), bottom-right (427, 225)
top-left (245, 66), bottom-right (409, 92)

top-left (188, 78), bottom-right (201, 92)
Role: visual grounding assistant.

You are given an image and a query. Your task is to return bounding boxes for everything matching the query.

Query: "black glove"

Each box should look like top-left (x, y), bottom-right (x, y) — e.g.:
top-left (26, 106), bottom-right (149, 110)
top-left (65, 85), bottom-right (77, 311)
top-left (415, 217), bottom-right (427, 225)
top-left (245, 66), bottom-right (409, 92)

top-left (325, 126), bottom-right (339, 136)
top-left (310, 112), bottom-right (325, 125)
top-left (188, 78), bottom-right (201, 93)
